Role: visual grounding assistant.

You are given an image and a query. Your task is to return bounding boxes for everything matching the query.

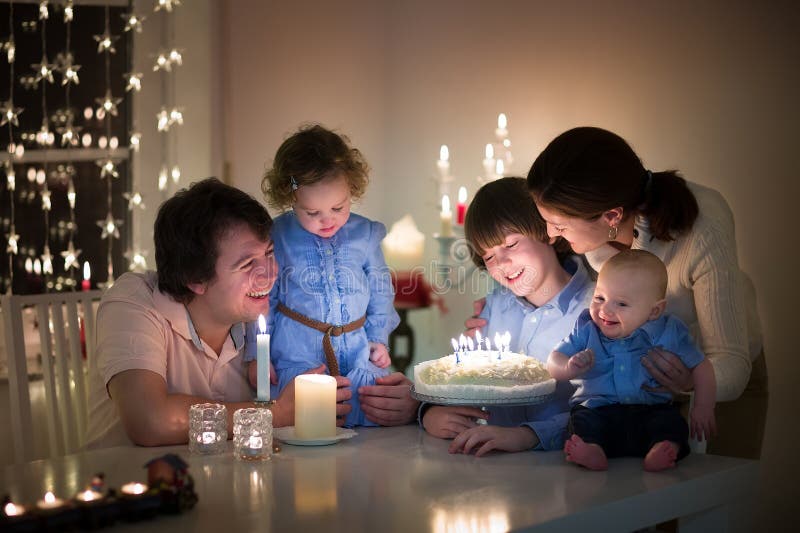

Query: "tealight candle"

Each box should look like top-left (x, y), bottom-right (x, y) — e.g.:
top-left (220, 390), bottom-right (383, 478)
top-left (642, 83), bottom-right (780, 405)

top-left (295, 374), bottom-right (336, 440)
top-left (120, 483), bottom-right (147, 496)
top-left (75, 489), bottom-right (103, 503)
top-left (4, 501), bottom-right (25, 516)
top-left (188, 403), bottom-right (227, 455)
top-left (256, 314), bottom-right (270, 402)
top-left (233, 407), bottom-right (272, 461)
top-left (37, 491), bottom-right (65, 510)
top-left (439, 195), bottom-right (454, 237)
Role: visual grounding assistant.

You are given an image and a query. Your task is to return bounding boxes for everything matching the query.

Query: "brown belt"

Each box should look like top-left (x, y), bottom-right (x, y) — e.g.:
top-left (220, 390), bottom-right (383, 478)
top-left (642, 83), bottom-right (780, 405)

top-left (276, 302), bottom-right (366, 377)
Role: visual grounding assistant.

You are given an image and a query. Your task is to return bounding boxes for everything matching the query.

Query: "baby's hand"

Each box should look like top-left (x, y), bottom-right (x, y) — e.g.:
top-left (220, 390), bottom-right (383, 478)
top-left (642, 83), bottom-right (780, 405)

top-left (369, 342), bottom-right (391, 368)
top-left (690, 402), bottom-right (717, 441)
top-left (565, 349), bottom-right (594, 379)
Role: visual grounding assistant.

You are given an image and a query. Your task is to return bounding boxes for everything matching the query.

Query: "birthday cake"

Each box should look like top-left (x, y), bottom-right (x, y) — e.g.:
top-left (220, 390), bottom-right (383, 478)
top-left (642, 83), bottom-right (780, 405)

top-left (413, 350), bottom-right (555, 401)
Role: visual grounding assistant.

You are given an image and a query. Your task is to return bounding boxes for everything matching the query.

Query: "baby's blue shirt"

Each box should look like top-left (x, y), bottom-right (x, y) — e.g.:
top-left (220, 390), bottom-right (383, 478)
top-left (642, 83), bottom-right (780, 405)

top-left (554, 309), bottom-right (705, 408)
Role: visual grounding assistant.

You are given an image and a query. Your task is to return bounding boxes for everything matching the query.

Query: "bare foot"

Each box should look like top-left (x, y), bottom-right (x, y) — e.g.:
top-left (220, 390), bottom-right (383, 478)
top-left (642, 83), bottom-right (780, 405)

top-left (564, 434), bottom-right (608, 471)
top-left (643, 441), bottom-right (679, 472)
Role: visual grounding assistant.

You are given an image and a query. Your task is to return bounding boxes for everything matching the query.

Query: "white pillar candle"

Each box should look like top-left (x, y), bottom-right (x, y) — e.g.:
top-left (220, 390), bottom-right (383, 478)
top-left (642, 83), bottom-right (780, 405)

top-left (439, 195), bottom-right (454, 237)
top-left (295, 374), bottom-right (337, 439)
top-left (256, 314), bottom-right (270, 402)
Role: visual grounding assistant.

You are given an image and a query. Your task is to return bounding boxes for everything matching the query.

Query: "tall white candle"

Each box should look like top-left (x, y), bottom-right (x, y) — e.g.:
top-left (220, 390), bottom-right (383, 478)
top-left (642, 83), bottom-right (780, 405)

top-left (437, 144), bottom-right (450, 179)
top-left (295, 374), bottom-right (337, 439)
top-left (439, 195), bottom-right (454, 237)
top-left (256, 314), bottom-right (270, 402)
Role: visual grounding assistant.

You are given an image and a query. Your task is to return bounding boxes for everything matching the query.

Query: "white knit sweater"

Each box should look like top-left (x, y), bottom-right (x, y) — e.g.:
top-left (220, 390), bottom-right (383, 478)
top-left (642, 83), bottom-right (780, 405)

top-left (585, 182), bottom-right (762, 402)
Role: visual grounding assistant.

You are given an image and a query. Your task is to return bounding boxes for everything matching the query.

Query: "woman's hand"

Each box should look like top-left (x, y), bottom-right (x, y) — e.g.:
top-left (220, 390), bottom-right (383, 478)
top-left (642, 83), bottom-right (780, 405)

top-left (641, 347), bottom-right (694, 394)
top-left (464, 298), bottom-right (487, 337)
top-left (448, 425), bottom-right (538, 457)
top-left (422, 406), bottom-right (489, 439)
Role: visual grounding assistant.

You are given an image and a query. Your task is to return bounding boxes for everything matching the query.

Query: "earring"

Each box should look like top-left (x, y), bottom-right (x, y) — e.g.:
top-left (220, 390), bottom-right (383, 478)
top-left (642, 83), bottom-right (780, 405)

top-left (608, 225), bottom-right (618, 240)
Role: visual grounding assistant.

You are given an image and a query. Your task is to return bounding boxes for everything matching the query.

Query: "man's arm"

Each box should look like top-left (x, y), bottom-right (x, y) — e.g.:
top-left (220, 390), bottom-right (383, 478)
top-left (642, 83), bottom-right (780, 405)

top-left (109, 365), bottom-right (352, 446)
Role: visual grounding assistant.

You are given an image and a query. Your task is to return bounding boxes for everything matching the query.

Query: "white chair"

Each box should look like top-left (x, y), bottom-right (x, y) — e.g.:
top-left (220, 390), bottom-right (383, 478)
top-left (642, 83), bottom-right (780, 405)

top-left (1, 290), bottom-right (102, 463)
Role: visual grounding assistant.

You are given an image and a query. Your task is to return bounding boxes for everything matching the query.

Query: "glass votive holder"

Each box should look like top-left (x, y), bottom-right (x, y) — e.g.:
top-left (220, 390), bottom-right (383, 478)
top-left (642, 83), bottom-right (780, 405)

top-left (233, 407), bottom-right (273, 461)
top-left (189, 403), bottom-right (228, 455)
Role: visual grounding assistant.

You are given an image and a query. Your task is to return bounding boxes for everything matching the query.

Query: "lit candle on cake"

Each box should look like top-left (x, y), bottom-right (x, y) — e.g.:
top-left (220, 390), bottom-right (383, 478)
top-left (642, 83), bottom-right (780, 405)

top-left (256, 314), bottom-right (270, 402)
top-left (439, 195), bottom-right (454, 237)
top-left (495, 113), bottom-right (508, 140)
top-left (295, 374), bottom-right (336, 440)
top-left (81, 261), bottom-right (91, 291)
top-left (456, 186), bottom-right (467, 225)
top-left (437, 144), bottom-right (450, 180)
top-left (475, 331), bottom-right (482, 349)
top-left (482, 143), bottom-right (495, 179)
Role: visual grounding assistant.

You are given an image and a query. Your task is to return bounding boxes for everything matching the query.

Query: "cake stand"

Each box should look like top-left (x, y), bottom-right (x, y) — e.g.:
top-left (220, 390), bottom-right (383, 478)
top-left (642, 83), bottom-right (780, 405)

top-left (410, 384), bottom-right (555, 425)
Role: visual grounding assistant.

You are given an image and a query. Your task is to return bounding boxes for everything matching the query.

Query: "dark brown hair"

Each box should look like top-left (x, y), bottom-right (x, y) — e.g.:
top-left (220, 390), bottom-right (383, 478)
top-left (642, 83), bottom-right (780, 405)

top-left (262, 124), bottom-right (370, 211)
top-left (464, 177), bottom-right (571, 269)
top-left (527, 127), bottom-right (698, 241)
top-left (155, 178), bottom-right (272, 303)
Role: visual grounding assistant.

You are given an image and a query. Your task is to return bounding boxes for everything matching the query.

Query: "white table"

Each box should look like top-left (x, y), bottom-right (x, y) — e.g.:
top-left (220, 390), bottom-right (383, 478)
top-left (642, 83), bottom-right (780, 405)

top-left (1, 425), bottom-right (757, 532)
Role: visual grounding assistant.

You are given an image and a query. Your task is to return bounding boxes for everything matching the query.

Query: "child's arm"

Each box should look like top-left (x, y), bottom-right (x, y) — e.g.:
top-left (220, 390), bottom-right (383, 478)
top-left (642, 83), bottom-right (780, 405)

top-left (363, 221), bottom-right (400, 351)
top-left (422, 405), bottom-right (489, 439)
top-left (547, 349), bottom-right (594, 380)
top-left (689, 358), bottom-right (717, 441)
top-left (368, 342), bottom-right (391, 368)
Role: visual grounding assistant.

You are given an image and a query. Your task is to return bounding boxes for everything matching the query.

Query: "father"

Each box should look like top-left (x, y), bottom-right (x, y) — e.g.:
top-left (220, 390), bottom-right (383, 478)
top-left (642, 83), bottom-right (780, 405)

top-left (87, 178), bottom-right (418, 448)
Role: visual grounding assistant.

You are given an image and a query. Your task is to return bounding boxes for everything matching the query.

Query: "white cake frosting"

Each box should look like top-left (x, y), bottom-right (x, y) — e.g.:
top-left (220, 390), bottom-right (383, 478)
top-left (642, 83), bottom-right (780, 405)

top-left (413, 350), bottom-right (555, 401)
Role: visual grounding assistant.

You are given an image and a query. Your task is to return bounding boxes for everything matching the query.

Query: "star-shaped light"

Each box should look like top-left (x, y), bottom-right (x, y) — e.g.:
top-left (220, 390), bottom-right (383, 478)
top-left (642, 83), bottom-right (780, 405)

top-left (94, 32), bottom-right (119, 54)
top-left (4, 163), bottom-right (15, 191)
top-left (64, 0), bottom-right (74, 22)
top-left (41, 188), bottom-right (52, 211)
top-left (96, 158), bottom-right (119, 179)
top-left (41, 245), bottom-right (54, 275)
top-left (124, 248), bottom-right (149, 271)
top-left (158, 166), bottom-right (168, 191)
top-left (2, 37), bottom-right (14, 63)
top-left (153, 52), bottom-right (171, 72)
top-left (156, 108), bottom-right (170, 131)
top-left (125, 72), bottom-right (142, 92)
top-left (123, 191), bottom-right (146, 210)
top-left (122, 12), bottom-right (145, 33)
top-left (32, 55), bottom-right (56, 83)
top-left (168, 48), bottom-right (183, 67)
top-left (97, 213), bottom-right (123, 240)
top-left (95, 90), bottom-right (122, 116)
top-left (61, 61), bottom-right (81, 85)
top-left (129, 132), bottom-right (141, 152)
top-left (61, 241), bottom-right (81, 271)
top-left (39, 1), bottom-right (49, 20)
top-left (0, 101), bottom-right (23, 127)
top-left (6, 230), bottom-right (19, 255)
top-left (57, 122), bottom-right (81, 146)
top-left (155, 0), bottom-right (181, 13)
top-left (168, 107), bottom-right (184, 126)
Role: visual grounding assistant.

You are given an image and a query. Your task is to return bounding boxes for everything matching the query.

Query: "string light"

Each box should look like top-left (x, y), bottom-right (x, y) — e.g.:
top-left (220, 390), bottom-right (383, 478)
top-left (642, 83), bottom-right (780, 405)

top-left (60, 242), bottom-right (81, 271)
top-left (123, 191), bottom-right (145, 210)
top-left (93, 32), bottom-right (118, 54)
top-left (155, 0), bottom-right (182, 13)
top-left (125, 72), bottom-right (142, 92)
top-left (122, 12), bottom-right (145, 33)
top-left (0, 101), bottom-right (23, 127)
top-left (97, 213), bottom-right (123, 240)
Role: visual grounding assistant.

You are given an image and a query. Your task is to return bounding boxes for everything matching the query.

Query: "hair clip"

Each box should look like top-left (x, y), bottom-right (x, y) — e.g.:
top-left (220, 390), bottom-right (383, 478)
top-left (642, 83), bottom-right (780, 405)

top-left (290, 176), bottom-right (299, 191)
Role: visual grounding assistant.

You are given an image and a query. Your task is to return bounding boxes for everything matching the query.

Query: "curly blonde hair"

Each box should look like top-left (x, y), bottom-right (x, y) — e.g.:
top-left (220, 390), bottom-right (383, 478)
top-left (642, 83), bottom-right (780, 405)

top-left (262, 124), bottom-right (370, 211)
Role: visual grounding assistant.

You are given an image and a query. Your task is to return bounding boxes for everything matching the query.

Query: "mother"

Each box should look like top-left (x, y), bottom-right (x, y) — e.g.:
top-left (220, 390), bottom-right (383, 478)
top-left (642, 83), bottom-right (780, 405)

top-left (526, 126), bottom-right (766, 459)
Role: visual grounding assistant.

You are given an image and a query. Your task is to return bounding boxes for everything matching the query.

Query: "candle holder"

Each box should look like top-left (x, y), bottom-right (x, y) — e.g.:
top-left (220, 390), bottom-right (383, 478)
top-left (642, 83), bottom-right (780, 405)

top-left (233, 407), bottom-right (273, 461)
top-left (74, 488), bottom-right (120, 530)
top-left (1, 498), bottom-right (38, 533)
top-left (188, 403), bottom-right (228, 455)
top-left (118, 483), bottom-right (161, 522)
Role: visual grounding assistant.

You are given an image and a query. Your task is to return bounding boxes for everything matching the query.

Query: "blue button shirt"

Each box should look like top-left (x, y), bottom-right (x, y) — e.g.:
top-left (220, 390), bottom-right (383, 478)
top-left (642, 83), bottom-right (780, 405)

top-left (554, 310), bottom-right (705, 408)
top-left (477, 256), bottom-right (595, 450)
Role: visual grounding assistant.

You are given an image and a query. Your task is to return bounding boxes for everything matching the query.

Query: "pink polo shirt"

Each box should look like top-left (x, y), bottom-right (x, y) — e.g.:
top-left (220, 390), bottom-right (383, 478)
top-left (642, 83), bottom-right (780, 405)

top-left (86, 272), bottom-right (252, 449)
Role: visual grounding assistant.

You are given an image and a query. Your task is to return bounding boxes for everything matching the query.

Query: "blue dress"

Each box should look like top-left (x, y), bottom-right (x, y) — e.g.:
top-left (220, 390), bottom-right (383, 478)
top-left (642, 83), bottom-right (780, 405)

top-left (245, 212), bottom-right (400, 427)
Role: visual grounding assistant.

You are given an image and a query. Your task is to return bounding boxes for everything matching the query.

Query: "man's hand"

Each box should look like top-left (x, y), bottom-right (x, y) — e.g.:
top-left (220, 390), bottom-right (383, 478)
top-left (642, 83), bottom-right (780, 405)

top-left (358, 372), bottom-right (418, 426)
